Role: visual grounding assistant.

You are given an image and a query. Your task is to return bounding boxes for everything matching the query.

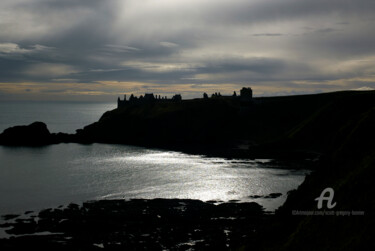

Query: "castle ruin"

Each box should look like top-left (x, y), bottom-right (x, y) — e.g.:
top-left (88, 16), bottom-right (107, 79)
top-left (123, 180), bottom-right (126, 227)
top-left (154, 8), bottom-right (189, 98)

top-left (117, 87), bottom-right (252, 108)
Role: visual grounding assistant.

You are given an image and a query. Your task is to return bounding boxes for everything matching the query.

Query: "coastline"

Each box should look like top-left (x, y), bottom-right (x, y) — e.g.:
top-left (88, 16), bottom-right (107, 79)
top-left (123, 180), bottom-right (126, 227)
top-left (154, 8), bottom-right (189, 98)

top-left (0, 90), bottom-right (374, 249)
top-left (0, 199), bottom-right (269, 250)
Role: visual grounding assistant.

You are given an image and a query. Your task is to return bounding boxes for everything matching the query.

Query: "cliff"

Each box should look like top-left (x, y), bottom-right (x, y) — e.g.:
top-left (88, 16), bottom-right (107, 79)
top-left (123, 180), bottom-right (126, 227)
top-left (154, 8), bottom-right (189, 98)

top-left (250, 93), bottom-right (375, 250)
top-left (75, 90), bottom-right (375, 159)
top-left (1, 90), bottom-right (374, 159)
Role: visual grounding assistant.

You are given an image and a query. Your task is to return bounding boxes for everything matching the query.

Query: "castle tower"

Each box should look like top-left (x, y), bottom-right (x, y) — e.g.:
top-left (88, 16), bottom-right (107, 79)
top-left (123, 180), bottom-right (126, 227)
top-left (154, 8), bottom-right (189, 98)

top-left (240, 87), bottom-right (253, 99)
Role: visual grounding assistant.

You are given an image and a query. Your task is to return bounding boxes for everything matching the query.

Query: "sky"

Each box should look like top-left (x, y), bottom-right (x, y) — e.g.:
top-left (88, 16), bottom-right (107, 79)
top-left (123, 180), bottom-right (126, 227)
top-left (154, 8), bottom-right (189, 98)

top-left (0, 0), bottom-right (375, 101)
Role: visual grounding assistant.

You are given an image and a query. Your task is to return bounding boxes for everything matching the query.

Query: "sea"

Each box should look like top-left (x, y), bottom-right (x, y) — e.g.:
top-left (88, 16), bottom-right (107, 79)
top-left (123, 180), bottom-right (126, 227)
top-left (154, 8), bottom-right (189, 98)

top-left (0, 101), bottom-right (308, 218)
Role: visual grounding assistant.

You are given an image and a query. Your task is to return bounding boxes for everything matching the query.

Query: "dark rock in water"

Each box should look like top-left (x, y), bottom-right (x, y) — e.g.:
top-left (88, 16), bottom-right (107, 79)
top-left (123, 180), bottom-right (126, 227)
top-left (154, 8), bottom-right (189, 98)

top-left (1, 214), bottom-right (19, 220)
top-left (248, 193), bottom-right (282, 199)
top-left (0, 122), bottom-right (79, 146)
top-left (51, 132), bottom-right (79, 144)
top-left (0, 199), bottom-right (266, 250)
top-left (206, 200), bottom-right (223, 204)
top-left (248, 195), bottom-right (263, 199)
top-left (0, 122), bottom-right (52, 146)
top-left (265, 193), bottom-right (282, 199)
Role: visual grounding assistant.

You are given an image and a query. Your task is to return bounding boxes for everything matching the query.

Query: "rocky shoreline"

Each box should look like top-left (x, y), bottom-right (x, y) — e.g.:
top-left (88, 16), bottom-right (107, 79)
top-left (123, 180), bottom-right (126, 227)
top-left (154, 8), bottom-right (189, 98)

top-left (0, 199), bottom-right (268, 250)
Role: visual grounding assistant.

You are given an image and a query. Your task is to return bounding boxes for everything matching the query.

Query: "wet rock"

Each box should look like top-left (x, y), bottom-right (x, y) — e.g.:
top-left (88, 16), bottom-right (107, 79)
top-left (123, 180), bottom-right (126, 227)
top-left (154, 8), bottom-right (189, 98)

top-left (0, 199), bottom-right (267, 250)
top-left (2, 214), bottom-right (19, 221)
top-left (248, 195), bottom-right (262, 199)
top-left (265, 193), bottom-right (282, 199)
top-left (248, 193), bottom-right (283, 199)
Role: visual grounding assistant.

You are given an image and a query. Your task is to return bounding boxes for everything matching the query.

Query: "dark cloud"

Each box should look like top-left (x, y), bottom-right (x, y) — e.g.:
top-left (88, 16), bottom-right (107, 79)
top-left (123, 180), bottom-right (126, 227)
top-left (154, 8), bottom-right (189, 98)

top-left (0, 0), bottom-right (375, 99)
top-left (314, 28), bottom-right (338, 34)
top-left (252, 34), bottom-right (284, 37)
top-left (217, 0), bottom-right (375, 24)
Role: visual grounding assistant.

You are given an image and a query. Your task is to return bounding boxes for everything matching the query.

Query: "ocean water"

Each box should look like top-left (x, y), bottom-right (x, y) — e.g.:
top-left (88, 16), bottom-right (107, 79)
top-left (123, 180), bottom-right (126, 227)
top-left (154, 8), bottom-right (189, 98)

top-left (0, 101), bottom-right (308, 217)
top-left (0, 144), bottom-right (308, 216)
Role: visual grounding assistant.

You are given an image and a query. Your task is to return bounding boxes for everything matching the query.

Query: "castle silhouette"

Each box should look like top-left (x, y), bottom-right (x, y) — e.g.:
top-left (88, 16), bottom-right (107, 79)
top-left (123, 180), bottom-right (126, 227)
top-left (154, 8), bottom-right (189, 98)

top-left (118, 87), bottom-right (252, 108)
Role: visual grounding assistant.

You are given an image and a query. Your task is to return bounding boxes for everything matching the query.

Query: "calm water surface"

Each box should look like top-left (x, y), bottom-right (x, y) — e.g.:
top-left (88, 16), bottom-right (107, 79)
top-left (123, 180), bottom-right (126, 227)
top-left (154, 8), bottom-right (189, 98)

top-left (0, 143), bottom-right (308, 216)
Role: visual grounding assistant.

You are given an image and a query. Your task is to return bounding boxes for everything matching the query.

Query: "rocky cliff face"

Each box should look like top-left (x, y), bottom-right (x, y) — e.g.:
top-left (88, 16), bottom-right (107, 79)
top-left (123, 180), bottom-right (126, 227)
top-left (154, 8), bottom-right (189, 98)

top-left (253, 93), bottom-right (375, 250)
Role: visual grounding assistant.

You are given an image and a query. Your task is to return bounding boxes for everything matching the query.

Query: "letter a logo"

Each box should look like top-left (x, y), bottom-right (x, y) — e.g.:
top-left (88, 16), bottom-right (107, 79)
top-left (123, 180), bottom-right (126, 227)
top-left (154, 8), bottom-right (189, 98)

top-left (315, 187), bottom-right (337, 209)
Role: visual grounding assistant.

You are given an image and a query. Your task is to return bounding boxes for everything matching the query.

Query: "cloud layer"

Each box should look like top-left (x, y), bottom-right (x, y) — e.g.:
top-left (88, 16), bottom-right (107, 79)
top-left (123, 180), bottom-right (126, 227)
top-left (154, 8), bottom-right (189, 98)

top-left (1, 0), bottom-right (375, 100)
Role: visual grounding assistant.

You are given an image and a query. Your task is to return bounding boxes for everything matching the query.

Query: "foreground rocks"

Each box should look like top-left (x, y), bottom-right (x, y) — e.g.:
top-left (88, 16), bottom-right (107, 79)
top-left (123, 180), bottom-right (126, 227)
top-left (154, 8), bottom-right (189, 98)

top-left (0, 199), bottom-right (268, 250)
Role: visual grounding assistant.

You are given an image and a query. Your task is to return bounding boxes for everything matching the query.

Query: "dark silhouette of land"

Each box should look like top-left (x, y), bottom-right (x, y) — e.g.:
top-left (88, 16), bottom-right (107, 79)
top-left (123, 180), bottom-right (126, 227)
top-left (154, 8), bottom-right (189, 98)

top-left (1, 88), bottom-right (372, 161)
top-left (1, 89), bottom-right (375, 250)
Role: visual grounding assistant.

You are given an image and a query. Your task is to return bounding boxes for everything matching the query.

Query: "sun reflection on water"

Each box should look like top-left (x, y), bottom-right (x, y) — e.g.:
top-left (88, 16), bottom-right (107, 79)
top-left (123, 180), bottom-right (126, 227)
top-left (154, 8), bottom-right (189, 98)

top-left (89, 148), bottom-right (307, 211)
top-left (0, 144), bottom-right (308, 215)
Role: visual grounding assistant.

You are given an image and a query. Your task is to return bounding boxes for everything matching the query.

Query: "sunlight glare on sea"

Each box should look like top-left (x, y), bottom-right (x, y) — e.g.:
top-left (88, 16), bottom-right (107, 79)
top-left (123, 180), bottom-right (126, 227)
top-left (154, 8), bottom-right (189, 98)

top-left (0, 143), bottom-right (309, 216)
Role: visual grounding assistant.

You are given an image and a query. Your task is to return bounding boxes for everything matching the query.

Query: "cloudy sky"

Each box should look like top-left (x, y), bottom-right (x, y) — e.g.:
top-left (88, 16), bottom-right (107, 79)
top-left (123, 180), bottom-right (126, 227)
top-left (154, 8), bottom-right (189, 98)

top-left (0, 0), bottom-right (375, 101)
